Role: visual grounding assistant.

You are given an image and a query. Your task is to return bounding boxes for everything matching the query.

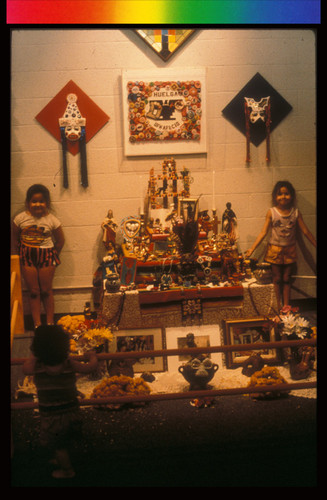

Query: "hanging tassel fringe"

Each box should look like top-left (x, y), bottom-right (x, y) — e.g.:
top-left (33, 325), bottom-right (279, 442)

top-left (244, 100), bottom-right (251, 163)
top-left (265, 99), bottom-right (271, 163)
top-left (60, 127), bottom-right (69, 188)
top-left (79, 127), bottom-right (88, 188)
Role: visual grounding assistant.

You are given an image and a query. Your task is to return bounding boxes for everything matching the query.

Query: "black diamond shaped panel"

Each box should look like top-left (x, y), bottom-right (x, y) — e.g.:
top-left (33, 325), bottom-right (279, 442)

top-left (222, 73), bottom-right (293, 147)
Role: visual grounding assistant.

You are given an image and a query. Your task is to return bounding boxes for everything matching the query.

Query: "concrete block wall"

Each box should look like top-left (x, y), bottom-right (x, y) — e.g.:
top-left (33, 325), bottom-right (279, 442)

top-left (11, 28), bottom-right (317, 314)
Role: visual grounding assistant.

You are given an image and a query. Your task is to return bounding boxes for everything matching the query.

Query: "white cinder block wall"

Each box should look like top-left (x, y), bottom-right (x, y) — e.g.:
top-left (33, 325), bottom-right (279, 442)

top-left (11, 29), bottom-right (317, 314)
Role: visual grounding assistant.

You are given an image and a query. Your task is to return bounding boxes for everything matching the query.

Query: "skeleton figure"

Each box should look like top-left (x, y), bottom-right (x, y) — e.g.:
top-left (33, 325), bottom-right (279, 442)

top-left (59, 93), bottom-right (88, 188)
top-left (244, 96), bottom-right (271, 163)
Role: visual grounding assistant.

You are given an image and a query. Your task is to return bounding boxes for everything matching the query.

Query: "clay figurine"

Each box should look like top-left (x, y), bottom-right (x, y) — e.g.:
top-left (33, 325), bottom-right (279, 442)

top-left (241, 353), bottom-right (265, 377)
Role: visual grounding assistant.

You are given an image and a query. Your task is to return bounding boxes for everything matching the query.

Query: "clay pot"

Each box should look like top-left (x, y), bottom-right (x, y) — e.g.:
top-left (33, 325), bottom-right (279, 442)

top-left (254, 263), bottom-right (272, 284)
top-left (178, 355), bottom-right (219, 390)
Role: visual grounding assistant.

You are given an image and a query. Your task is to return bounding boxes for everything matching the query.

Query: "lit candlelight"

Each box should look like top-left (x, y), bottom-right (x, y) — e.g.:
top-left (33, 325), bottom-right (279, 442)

top-left (212, 170), bottom-right (216, 210)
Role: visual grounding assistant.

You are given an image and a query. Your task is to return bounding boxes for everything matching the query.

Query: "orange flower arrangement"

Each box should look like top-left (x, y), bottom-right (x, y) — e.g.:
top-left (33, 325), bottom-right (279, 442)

top-left (91, 375), bottom-right (151, 407)
top-left (247, 366), bottom-right (290, 399)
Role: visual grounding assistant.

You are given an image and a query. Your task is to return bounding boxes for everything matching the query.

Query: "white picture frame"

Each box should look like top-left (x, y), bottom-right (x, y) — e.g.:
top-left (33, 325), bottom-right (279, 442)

top-left (165, 324), bottom-right (222, 372)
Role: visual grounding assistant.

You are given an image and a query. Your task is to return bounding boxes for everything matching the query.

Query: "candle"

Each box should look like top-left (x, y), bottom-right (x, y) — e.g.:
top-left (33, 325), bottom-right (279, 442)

top-left (212, 171), bottom-right (216, 210)
top-left (139, 176), bottom-right (144, 215)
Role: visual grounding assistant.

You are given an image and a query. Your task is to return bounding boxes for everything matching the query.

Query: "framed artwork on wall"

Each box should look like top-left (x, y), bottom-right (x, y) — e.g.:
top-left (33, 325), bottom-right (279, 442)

top-left (223, 317), bottom-right (281, 369)
top-left (111, 328), bottom-right (167, 373)
top-left (134, 29), bottom-right (196, 61)
top-left (222, 72), bottom-right (292, 163)
top-left (122, 68), bottom-right (207, 156)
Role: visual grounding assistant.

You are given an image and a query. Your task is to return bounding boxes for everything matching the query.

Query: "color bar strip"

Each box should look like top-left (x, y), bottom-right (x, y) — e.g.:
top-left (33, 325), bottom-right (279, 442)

top-left (7, 1), bottom-right (321, 25)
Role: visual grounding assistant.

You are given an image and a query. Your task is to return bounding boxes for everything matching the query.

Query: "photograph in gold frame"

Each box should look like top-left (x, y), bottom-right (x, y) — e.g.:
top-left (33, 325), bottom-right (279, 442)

top-left (135, 29), bottom-right (195, 61)
top-left (223, 317), bottom-right (281, 369)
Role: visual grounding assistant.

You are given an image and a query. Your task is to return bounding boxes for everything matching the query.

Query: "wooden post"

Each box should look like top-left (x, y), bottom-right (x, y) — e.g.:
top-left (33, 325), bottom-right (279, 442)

top-left (11, 255), bottom-right (24, 343)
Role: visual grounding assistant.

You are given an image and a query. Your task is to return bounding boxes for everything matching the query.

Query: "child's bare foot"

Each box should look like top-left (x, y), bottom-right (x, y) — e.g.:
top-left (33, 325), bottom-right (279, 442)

top-left (52, 468), bottom-right (75, 479)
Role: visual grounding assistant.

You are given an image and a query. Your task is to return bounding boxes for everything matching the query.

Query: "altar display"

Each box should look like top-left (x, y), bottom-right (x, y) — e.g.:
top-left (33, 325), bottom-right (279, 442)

top-left (91, 157), bottom-right (282, 333)
top-left (92, 159), bottom-right (250, 323)
top-left (85, 158), bottom-right (315, 399)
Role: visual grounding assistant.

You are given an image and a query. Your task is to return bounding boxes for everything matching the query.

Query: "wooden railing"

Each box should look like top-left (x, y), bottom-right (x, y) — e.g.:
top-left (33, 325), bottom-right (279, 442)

top-left (10, 255), bottom-right (24, 346)
top-left (11, 338), bottom-right (316, 410)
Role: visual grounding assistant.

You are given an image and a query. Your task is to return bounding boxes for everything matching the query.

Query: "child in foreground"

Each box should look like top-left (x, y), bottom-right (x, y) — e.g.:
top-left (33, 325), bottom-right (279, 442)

top-left (23, 325), bottom-right (98, 479)
top-left (245, 181), bottom-right (316, 310)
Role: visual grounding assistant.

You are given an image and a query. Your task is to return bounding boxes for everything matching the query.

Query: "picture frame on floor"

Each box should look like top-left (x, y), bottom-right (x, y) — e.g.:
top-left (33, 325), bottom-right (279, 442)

top-left (165, 325), bottom-right (222, 372)
top-left (111, 327), bottom-right (167, 373)
top-left (223, 317), bottom-right (281, 369)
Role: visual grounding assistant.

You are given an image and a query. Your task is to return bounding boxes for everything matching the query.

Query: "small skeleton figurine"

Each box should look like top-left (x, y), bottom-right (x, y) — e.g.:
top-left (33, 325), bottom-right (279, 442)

top-left (59, 93), bottom-right (88, 188)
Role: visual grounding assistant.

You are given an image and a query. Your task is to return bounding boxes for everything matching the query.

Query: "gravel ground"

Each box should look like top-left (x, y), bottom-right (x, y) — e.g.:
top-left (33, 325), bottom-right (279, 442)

top-left (11, 304), bottom-right (317, 487)
top-left (11, 390), bottom-right (317, 487)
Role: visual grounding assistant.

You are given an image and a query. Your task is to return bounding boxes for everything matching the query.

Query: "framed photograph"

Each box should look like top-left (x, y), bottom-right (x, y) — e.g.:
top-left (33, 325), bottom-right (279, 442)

top-left (122, 68), bottom-right (207, 156)
top-left (112, 328), bottom-right (167, 373)
top-left (223, 317), bottom-right (281, 369)
top-left (178, 197), bottom-right (199, 221)
top-left (165, 325), bottom-right (222, 372)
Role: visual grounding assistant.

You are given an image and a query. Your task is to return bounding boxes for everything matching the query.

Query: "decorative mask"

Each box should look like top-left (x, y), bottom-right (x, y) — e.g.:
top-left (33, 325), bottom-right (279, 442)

top-left (244, 96), bottom-right (271, 163)
top-left (59, 93), bottom-right (88, 188)
top-left (121, 216), bottom-right (141, 241)
top-left (59, 93), bottom-right (86, 140)
top-left (244, 97), bottom-right (270, 123)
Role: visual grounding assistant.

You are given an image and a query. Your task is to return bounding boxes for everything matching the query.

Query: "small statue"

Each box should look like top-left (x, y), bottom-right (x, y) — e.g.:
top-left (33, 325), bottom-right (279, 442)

top-left (222, 202), bottom-right (238, 243)
top-left (102, 209), bottom-right (118, 248)
top-left (102, 242), bottom-right (120, 292)
top-left (186, 333), bottom-right (197, 348)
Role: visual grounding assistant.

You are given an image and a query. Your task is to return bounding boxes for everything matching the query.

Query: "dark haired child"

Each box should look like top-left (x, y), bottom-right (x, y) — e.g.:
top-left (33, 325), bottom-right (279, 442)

top-left (11, 184), bottom-right (65, 327)
top-left (23, 325), bottom-right (98, 479)
top-left (245, 181), bottom-right (316, 310)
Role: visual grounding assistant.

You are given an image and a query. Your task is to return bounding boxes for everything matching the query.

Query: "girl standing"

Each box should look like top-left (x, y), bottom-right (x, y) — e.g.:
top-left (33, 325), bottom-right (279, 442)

top-left (11, 184), bottom-right (65, 327)
top-left (245, 181), bottom-right (316, 310)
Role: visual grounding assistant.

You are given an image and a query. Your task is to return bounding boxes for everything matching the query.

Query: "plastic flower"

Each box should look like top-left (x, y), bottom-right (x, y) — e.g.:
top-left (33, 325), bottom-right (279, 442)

top-left (281, 313), bottom-right (310, 339)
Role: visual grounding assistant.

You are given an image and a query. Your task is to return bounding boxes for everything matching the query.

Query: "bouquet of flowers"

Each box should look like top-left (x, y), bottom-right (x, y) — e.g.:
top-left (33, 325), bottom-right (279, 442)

top-left (280, 312), bottom-right (311, 339)
top-left (269, 306), bottom-right (313, 340)
top-left (275, 306), bottom-right (316, 380)
top-left (57, 314), bottom-right (114, 353)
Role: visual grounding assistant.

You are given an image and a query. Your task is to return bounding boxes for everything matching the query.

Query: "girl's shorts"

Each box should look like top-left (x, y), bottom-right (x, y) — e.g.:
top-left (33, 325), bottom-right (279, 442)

top-left (39, 406), bottom-right (82, 449)
top-left (20, 243), bottom-right (60, 268)
top-left (265, 243), bottom-right (297, 266)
